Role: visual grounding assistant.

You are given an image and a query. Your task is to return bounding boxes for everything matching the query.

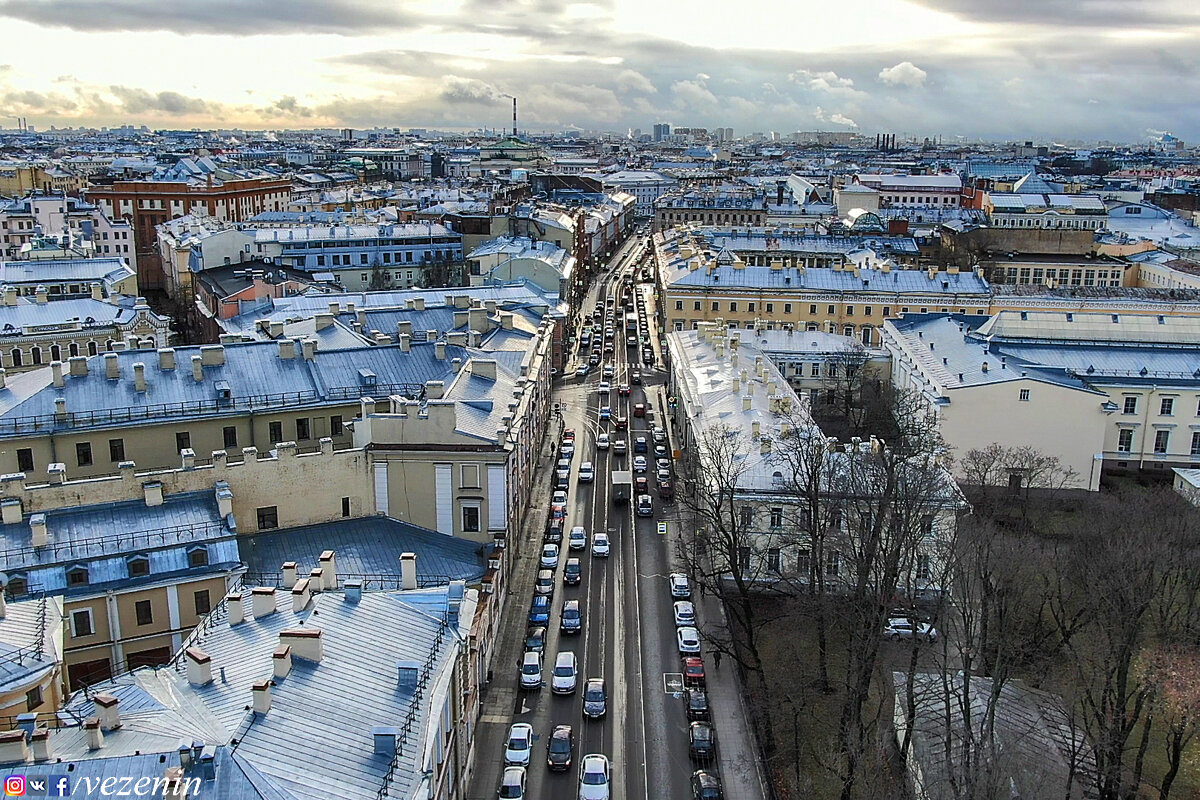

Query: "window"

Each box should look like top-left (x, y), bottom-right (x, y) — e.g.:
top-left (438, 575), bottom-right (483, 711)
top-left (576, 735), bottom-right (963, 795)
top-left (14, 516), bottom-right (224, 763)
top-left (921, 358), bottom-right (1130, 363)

top-left (846, 306), bottom-right (854, 316)
top-left (810, 363), bottom-right (820, 377)
top-left (223, 426), bottom-right (238, 448)
top-left (10, 348), bottom-right (21, 367)
top-left (108, 438), bottom-right (125, 463)
top-left (767, 548), bottom-right (781, 572)
top-left (25, 685), bottom-right (42, 712)
top-left (67, 565), bottom-right (89, 587)
top-left (739, 547), bottom-right (752, 571)
top-left (341, 496), bottom-right (351, 517)
top-left (1019, 388), bottom-right (1030, 402)
top-left (256, 506), bottom-right (279, 529)
top-left (1124, 397), bottom-right (1137, 415)
top-left (825, 552), bottom-right (840, 577)
top-left (175, 432), bottom-right (190, 453)
top-left (864, 306), bottom-right (873, 316)
top-left (331, 415), bottom-right (343, 436)
top-left (31, 347), bottom-right (42, 365)
top-left (693, 301), bottom-right (701, 311)
top-left (675, 300), bottom-right (683, 311)
top-left (1118, 428), bottom-right (1133, 453)
top-left (1191, 431), bottom-right (1200, 456)
top-left (765, 303), bottom-right (774, 313)
top-left (916, 554), bottom-right (931, 581)
top-left (127, 556), bottom-right (149, 577)
top-left (828, 305), bottom-right (836, 314)
top-left (6, 576), bottom-right (26, 597)
top-left (784, 303), bottom-right (792, 314)
top-left (269, 421), bottom-right (283, 443)
top-left (71, 609), bottom-right (93, 637)
top-left (1154, 429), bottom-right (1170, 454)
top-left (76, 442), bottom-right (93, 467)
top-left (739, 506), bottom-right (753, 527)
top-left (461, 463), bottom-right (481, 488)
top-left (16, 448), bottom-right (33, 472)
top-left (770, 507), bottom-right (784, 528)
top-left (188, 546), bottom-right (209, 567)
top-left (1161, 398), bottom-right (1175, 416)
top-left (711, 302), bottom-right (719, 312)
top-left (462, 504), bottom-right (481, 532)
top-left (194, 590), bottom-right (211, 616)
top-left (748, 302), bottom-right (756, 312)
top-left (883, 306), bottom-right (891, 317)
top-left (729, 302), bottom-right (737, 312)
top-left (797, 548), bottom-right (811, 575)
top-left (809, 304), bottom-right (817, 314)
top-left (135, 600), bottom-right (154, 626)
top-left (295, 418), bottom-right (310, 440)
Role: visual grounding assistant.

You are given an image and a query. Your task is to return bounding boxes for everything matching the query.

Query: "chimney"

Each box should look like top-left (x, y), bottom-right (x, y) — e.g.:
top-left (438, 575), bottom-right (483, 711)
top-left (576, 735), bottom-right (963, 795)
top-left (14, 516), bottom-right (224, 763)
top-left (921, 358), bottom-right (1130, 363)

top-left (84, 718), bottom-right (105, 750)
top-left (251, 680), bottom-right (271, 714)
top-left (226, 592), bottom-right (245, 626)
top-left (35, 286), bottom-right (48, 304)
top-left (191, 355), bottom-right (204, 382)
top-left (451, 357), bottom-right (462, 373)
top-left (315, 313), bottom-right (334, 331)
top-left (282, 562), bottom-right (299, 589)
top-left (302, 339), bottom-right (317, 361)
top-left (143, 480), bottom-right (163, 507)
top-left (453, 310), bottom-right (469, 329)
top-left (742, 395), bottom-right (752, 411)
top-left (396, 660), bottom-right (421, 690)
top-left (30, 728), bottom-right (51, 761)
top-left (273, 645), bottom-right (292, 678)
top-left (51, 361), bottom-right (64, 387)
top-left (0, 498), bottom-right (20, 526)
top-left (396, 320), bottom-right (412, 338)
top-left (448, 580), bottom-right (466, 628)
top-left (414, 297), bottom-right (425, 311)
top-left (278, 338), bottom-right (296, 359)
top-left (292, 578), bottom-right (313, 612)
top-left (472, 359), bottom-right (498, 381)
top-left (69, 355), bottom-right (88, 377)
top-left (425, 380), bottom-right (444, 399)
top-left (30, 513), bottom-right (47, 547)
top-left (200, 345), bottom-right (225, 366)
top-left (469, 307), bottom-right (488, 332)
top-left (93, 693), bottom-right (121, 731)
top-left (133, 362), bottom-right (146, 392)
top-left (279, 628), bottom-right (323, 663)
top-left (251, 586), bottom-right (277, 618)
top-left (0, 367), bottom-right (5, 389)
top-left (400, 552), bottom-right (418, 590)
top-left (344, 578), bottom-right (363, 603)
top-left (2, 286), bottom-right (16, 306)
top-left (47, 461), bottom-right (66, 483)
top-left (328, 301), bottom-right (340, 315)
top-left (319, 551), bottom-right (337, 590)
top-left (158, 348), bottom-right (176, 371)
top-left (186, 647), bottom-right (213, 686)
top-left (0, 729), bottom-right (29, 763)
top-left (435, 341), bottom-right (446, 360)
top-left (751, 420), bottom-right (761, 438)
top-left (760, 437), bottom-right (772, 454)
top-left (398, 333), bottom-right (410, 352)
top-left (215, 483), bottom-right (233, 517)
top-left (373, 726), bottom-right (399, 756)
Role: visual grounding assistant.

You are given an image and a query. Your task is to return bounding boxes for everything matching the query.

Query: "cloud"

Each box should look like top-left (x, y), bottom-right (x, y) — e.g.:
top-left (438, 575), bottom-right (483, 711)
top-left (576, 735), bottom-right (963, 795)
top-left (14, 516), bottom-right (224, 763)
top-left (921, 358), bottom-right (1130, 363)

top-left (671, 79), bottom-right (717, 108)
top-left (878, 61), bottom-right (927, 88)
top-left (788, 69), bottom-right (854, 92)
top-left (814, 106), bottom-right (858, 128)
top-left (906, 0), bottom-right (1200, 30)
top-left (438, 77), bottom-right (506, 105)
top-left (264, 95), bottom-right (313, 118)
top-left (614, 69), bottom-right (656, 94)
top-left (109, 85), bottom-right (209, 115)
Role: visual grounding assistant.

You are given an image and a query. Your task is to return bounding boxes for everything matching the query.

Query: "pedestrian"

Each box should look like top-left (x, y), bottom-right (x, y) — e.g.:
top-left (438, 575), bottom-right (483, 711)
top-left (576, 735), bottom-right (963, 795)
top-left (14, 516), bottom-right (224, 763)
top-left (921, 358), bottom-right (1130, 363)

top-left (713, 650), bottom-right (722, 670)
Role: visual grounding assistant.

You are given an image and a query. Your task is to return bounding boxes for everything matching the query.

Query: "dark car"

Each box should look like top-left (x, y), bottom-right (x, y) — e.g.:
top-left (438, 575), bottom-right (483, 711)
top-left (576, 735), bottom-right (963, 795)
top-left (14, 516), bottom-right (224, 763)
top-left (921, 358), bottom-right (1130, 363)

top-left (546, 724), bottom-right (574, 771)
top-left (583, 677), bottom-right (608, 718)
top-left (545, 520), bottom-right (563, 544)
top-left (685, 689), bottom-right (710, 721)
top-left (525, 626), bottom-right (546, 653)
top-left (634, 436), bottom-right (648, 453)
top-left (691, 770), bottom-right (723, 800)
top-left (563, 558), bottom-right (582, 585)
top-left (688, 722), bottom-right (716, 762)
top-left (528, 595), bottom-right (550, 625)
top-left (561, 599), bottom-right (582, 634)
top-left (657, 480), bottom-right (675, 500)
top-left (682, 657), bottom-right (706, 688)
top-left (634, 476), bottom-right (649, 494)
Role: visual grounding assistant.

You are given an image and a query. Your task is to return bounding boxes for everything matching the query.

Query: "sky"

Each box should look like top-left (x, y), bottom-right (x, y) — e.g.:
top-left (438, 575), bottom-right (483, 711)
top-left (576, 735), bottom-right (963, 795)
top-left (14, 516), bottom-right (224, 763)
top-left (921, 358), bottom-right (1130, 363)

top-left (0, 0), bottom-right (1197, 142)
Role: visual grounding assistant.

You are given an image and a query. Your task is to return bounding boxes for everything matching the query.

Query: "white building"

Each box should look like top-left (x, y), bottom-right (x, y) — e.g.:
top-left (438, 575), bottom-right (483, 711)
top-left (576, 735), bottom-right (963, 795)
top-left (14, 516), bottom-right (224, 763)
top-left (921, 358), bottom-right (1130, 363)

top-left (856, 174), bottom-right (962, 209)
top-left (0, 194), bottom-right (136, 272)
top-left (600, 170), bottom-right (678, 217)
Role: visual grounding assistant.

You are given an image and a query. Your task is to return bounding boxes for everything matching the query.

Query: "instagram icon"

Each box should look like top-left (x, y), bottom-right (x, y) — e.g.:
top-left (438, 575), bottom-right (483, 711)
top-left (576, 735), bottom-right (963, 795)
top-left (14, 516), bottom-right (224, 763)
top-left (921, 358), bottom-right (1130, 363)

top-left (3, 775), bottom-right (24, 796)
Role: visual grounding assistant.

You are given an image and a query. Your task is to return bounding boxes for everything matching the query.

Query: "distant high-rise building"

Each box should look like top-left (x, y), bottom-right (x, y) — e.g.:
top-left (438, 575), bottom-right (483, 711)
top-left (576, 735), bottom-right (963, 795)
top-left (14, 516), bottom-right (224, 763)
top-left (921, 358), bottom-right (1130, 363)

top-left (653, 123), bottom-right (670, 142)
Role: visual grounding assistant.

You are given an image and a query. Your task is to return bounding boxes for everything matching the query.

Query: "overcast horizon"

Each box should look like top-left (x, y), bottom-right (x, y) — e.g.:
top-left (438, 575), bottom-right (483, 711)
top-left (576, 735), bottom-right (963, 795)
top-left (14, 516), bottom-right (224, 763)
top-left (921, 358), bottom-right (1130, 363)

top-left (0, 0), bottom-right (1197, 143)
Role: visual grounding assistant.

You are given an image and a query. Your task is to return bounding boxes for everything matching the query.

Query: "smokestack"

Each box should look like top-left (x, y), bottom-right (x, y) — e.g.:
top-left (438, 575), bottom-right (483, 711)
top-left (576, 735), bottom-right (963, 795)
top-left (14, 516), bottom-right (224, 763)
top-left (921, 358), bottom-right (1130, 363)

top-left (513, 96), bottom-right (518, 137)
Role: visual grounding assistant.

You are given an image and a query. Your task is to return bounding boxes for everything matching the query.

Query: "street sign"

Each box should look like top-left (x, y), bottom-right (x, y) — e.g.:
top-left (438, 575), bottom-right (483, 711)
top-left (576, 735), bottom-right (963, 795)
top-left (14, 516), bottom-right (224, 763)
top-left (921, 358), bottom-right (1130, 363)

top-left (663, 673), bottom-right (684, 694)
top-left (656, 522), bottom-right (668, 537)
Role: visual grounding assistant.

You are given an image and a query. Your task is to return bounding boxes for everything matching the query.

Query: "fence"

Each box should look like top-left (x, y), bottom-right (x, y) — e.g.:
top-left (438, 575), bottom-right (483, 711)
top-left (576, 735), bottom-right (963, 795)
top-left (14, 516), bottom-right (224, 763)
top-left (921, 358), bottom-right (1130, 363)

top-left (0, 520), bottom-right (226, 571)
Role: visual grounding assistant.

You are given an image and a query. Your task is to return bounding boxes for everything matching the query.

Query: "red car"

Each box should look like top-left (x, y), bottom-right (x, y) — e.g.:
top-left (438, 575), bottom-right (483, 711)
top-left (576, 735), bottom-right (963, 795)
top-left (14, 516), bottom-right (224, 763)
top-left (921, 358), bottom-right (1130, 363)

top-left (683, 657), bottom-right (706, 688)
top-left (634, 476), bottom-right (649, 494)
top-left (614, 415), bottom-right (628, 430)
top-left (657, 481), bottom-right (674, 500)
top-left (563, 428), bottom-right (576, 441)
top-left (633, 403), bottom-right (646, 417)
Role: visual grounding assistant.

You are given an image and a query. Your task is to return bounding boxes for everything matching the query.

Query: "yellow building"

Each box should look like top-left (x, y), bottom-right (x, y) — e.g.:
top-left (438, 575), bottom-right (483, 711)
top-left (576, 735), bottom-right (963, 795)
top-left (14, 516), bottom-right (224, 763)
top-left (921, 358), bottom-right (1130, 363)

top-left (0, 594), bottom-right (63, 726)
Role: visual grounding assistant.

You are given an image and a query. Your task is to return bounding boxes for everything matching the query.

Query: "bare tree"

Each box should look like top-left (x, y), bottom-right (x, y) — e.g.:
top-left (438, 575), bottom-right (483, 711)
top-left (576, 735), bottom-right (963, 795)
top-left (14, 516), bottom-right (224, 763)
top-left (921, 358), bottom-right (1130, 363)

top-left (957, 444), bottom-right (1080, 529)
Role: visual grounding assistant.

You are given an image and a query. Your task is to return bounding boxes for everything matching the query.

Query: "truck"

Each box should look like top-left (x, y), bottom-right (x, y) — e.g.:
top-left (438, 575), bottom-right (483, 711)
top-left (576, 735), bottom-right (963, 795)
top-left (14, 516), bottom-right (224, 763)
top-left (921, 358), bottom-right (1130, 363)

top-left (611, 470), bottom-right (633, 504)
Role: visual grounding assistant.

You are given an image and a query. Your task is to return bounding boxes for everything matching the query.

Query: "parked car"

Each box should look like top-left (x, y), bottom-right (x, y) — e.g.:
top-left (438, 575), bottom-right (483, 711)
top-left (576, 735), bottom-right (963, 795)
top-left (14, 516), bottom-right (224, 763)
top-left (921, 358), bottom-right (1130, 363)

top-left (682, 657), bottom-right (706, 688)
top-left (555, 470), bottom-right (569, 490)
top-left (633, 403), bottom-right (646, 417)
top-left (657, 480), bottom-right (675, 500)
top-left (677, 626), bottom-right (701, 654)
top-left (569, 526), bottom-right (587, 551)
top-left (634, 476), bottom-right (649, 494)
top-left (636, 494), bottom-right (653, 517)
top-left (560, 440), bottom-right (575, 458)
top-left (520, 651), bottom-right (542, 689)
top-left (656, 467), bottom-right (671, 484)
top-left (670, 573), bottom-right (692, 598)
top-left (498, 766), bottom-right (527, 799)
top-left (541, 544), bottom-right (559, 568)
top-left (883, 618), bottom-right (939, 642)
top-left (546, 724), bottom-right (574, 772)
top-left (561, 599), bottom-right (582, 634)
top-left (528, 595), bottom-right (550, 626)
top-left (690, 769), bottom-right (723, 800)
top-left (505, 723), bottom-right (533, 766)
top-left (545, 520), bottom-right (563, 544)
top-left (583, 677), bottom-right (608, 718)
top-left (592, 533), bottom-right (610, 557)
top-left (652, 426), bottom-right (666, 444)
top-left (654, 444), bottom-right (668, 459)
top-left (685, 689), bottom-right (710, 722)
top-left (633, 456), bottom-right (647, 473)
top-left (563, 428), bottom-right (575, 441)
top-left (674, 601), bottom-right (696, 627)
top-left (578, 754), bottom-right (611, 800)
top-left (535, 569), bottom-right (555, 596)
top-left (634, 436), bottom-right (648, 453)
top-left (551, 651), bottom-right (578, 694)
top-left (579, 462), bottom-right (595, 483)
top-left (525, 626), bottom-right (546, 653)
top-left (564, 558), bottom-right (582, 585)
top-left (613, 439), bottom-right (628, 455)
top-left (688, 721), bottom-right (717, 762)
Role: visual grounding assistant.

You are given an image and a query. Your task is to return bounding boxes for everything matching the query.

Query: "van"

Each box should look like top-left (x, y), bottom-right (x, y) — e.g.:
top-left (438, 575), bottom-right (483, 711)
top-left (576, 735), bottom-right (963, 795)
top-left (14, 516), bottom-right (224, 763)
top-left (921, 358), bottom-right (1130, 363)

top-left (561, 599), bottom-right (582, 634)
top-left (520, 651), bottom-right (542, 689)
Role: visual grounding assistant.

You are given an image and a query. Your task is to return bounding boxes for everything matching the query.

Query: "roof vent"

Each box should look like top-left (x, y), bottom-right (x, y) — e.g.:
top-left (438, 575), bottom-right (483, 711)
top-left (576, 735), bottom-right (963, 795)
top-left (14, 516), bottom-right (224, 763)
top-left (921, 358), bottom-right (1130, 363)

top-left (358, 369), bottom-right (377, 387)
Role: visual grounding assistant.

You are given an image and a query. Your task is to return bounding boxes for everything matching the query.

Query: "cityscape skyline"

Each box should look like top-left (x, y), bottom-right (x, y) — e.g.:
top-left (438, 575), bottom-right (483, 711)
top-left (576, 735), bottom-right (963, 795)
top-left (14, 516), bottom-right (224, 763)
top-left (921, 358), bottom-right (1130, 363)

top-left (0, 0), bottom-right (1197, 141)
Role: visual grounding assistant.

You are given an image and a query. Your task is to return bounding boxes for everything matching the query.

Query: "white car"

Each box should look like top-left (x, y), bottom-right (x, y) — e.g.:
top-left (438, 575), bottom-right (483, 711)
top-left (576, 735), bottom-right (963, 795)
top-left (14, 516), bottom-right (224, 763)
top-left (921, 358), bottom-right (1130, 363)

top-left (597, 381), bottom-right (611, 395)
top-left (613, 439), bottom-right (627, 455)
top-left (569, 526), bottom-right (587, 551)
top-left (652, 427), bottom-right (667, 444)
top-left (673, 600), bottom-right (696, 627)
top-left (592, 533), bottom-right (610, 557)
top-left (541, 544), bottom-right (560, 568)
top-left (656, 467), bottom-right (671, 483)
top-left (633, 456), bottom-right (647, 473)
top-left (505, 723), bottom-right (533, 766)
top-left (579, 462), bottom-right (595, 482)
top-left (519, 651), bottom-right (542, 690)
top-left (669, 573), bottom-right (691, 598)
top-left (676, 626), bottom-right (701, 654)
top-left (561, 440), bottom-right (575, 458)
top-left (883, 618), bottom-right (939, 642)
top-left (578, 754), bottom-right (611, 800)
top-left (551, 651), bottom-right (578, 694)
top-left (498, 765), bottom-right (527, 799)
top-left (596, 433), bottom-right (610, 450)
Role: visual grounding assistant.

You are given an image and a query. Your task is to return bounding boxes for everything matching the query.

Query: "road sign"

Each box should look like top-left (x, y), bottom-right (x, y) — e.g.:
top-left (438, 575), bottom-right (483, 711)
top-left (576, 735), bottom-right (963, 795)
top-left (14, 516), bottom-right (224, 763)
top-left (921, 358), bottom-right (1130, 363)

top-left (656, 522), bottom-right (668, 537)
top-left (663, 672), bottom-right (684, 694)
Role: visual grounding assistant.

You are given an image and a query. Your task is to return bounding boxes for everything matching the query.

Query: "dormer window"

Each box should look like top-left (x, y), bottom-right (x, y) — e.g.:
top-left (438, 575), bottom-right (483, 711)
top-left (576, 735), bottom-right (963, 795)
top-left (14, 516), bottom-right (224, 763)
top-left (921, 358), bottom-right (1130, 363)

top-left (66, 564), bottom-right (90, 587)
top-left (187, 546), bottom-right (209, 568)
top-left (127, 554), bottom-right (150, 577)
top-left (4, 573), bottom-right (28, 598)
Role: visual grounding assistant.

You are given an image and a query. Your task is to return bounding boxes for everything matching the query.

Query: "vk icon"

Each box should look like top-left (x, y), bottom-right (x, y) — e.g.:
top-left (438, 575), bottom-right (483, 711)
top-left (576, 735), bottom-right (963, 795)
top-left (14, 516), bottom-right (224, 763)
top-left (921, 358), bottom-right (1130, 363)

top-left (46, 776), bottom-right (68, 797)
top-left (22, 775), bottom-right (46, 797)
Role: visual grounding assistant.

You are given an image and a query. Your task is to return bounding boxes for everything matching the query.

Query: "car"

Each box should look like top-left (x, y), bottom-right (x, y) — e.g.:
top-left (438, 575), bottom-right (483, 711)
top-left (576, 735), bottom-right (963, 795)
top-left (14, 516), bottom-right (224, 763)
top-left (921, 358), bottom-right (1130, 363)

top-left (674, 601), bottom-right (696, 627)
top-left (677, 626), bottom-right (702, 654)
top-left (588, 353), bottom-right (600, 366)
top-left (643, 352), bottom-right (654, 365)
top-left (636, 494), bottom-right (653, 517)
top-left (634, 436), bottom-right (648, 453)
top-left (551, 651), bottom-right (578, 694)
top-left (535, 569), bottom-right (555, 596)
top-left (520, 651), bottom-right (542, 689)
top-left (578, 754), bottom-right (611, 800)
top-left (657, 480), bottom-right (674, 500)
top-left (626, 335), bottom-right (637, 348)
top-left (583, 677), bottom-right (607, 718)
top-left (604, 343), bottom-right (615, 354)
top-left (561, 599), bottom-right (582, 634)
top-left (541, 544), bottom-right (560, 569)
top-left (551, 502), bottom-right (566, 520)
top-left (596, 433), bottom-right (610, 450)
top-left (505, 723), bottom-right (534, 766)
top-left (552, 489), bottom-right (568, 505)
top-left (555, 470), bottom-right (570, 490)
top-left (564, 558), bottom-right (582, 585)
top-left (634, 476), bottom-right (649, 494)
top-left (599, 405), bottom-right (612, 421)
top-left (633, 456), bottom-right (647, 473)
top-left (614, 415), bottom-right (628, 430)
top-left (545, 520), bottom-right (563, 544)
top-left (656, 467), bottom-right (671, 484)
top-left (557, 458), bottom-right (571, 473)
top-left (602, 364), bottom-right (615, 379)
top-left (578, 462), bottom-right (595, 483)
top-left (670, 573), bottom-right (692, 598)
top-left (691, 769), bottom-right (723, 800)
top-left (498, 766), bottom-right (527, 799)
top-left (654, 444), bottom-right (668, 459)
top-left (597, 381), bottom-right (611, 395)
top-left (883, 619), bottom-right (939, 642)
top-left (563, 428), bottom-right (576, 441)
top-left (569, 525), bottom-right (587, 551)
top-left (656, 457), bottom-right (671, 471)
top-left (682, 657), bottom-right (706, 688)
top-left (525, 626), bottom-right (546, 653)
top-left (631, 370), bottom-right (642, 384)
top-left (529, 595), bottom-right (551, 625)
top-left (561, 440), bottom-right (575, 458)
top-left (576, 364), bottom-right (591, 377)
top-left (633, 403), bottom-right (646, 417)
top-left (652, 427), bottom-right (666, 444)
top-left (688, 722), bottom-right (717, 762)
top-left (546, 725), bottom-right (574, 771)
top-left (592, 533), bottom-right (610, 557)
top-left (685, 689), bottom-right (710, 722)
top-left (618, 383), bottom-right (631, 396)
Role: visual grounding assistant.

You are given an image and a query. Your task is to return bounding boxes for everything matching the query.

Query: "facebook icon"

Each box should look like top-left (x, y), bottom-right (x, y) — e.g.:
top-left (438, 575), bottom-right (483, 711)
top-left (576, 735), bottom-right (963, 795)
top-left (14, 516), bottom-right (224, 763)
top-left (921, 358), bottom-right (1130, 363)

top-left (47, 775), bottom-right (69, 797)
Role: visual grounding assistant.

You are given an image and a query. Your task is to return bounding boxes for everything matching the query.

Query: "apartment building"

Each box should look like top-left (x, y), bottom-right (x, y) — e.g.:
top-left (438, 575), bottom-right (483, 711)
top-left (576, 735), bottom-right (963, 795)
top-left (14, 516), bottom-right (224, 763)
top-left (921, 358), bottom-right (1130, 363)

top-left (0, 194), bottom-right (135, 270)
top-left (855, 174), bottom-right (963, 209)
top-left (980, 254), bottom-right (1133, 288)
top-left (0, 257), bottom-right (138, 299)
top-left (154, 212), bottom-right (254, 302)
top-left (0, 164), bottom-right (84, 198)
top-left (601, 170), bottom-right (679, 217)
top-left (985, 192), bottom-right (1107, 231)
top-left (654, 190), bottom-right (767, 231)
top-left (0, 595), bottom-right (63, 724)
top-left (467, 236), bottom-right (575, 295)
